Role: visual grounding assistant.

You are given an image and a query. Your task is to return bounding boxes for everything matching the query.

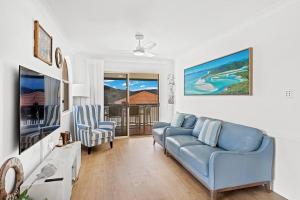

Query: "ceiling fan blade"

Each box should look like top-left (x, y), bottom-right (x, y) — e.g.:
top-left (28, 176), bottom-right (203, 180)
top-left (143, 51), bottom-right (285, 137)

top-left (144, 51), bottom-right (155, 57)
top-left (143, 42), bottom-right (157, 50)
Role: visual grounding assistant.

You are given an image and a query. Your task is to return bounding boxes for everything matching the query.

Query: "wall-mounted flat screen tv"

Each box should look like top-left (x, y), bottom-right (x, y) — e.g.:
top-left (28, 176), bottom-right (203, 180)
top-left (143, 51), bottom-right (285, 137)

top-left (19, 66), bottom-right (61, 154)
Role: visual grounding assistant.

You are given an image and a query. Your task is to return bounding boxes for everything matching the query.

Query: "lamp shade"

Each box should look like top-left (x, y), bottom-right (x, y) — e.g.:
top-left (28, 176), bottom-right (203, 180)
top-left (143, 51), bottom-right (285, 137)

top-left (72, 84), bottom-right (90, 97)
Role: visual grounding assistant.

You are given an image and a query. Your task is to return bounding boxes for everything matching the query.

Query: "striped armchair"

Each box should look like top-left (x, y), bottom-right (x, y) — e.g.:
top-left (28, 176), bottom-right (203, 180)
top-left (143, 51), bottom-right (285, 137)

top-left (73, 105), bottom-right (115, 154)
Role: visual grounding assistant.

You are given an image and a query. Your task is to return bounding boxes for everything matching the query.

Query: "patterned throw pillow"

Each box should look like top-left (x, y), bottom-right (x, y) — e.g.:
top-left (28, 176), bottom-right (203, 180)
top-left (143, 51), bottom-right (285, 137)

top-left (170, 112), bottom-right (185, 127)
top-left (198, 119), bottom-right (222, 147)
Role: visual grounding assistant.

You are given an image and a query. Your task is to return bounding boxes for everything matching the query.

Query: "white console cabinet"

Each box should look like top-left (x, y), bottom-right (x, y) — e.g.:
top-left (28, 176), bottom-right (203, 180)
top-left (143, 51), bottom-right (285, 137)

top-left (21, 142), bottom-right (81, 200)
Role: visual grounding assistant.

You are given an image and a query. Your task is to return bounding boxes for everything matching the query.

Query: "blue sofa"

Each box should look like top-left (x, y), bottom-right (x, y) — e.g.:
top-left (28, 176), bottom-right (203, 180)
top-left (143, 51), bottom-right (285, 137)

top-left (164, 117), bottom-right (274, 200)
top-left (152, 113), bottom-right (197, 150)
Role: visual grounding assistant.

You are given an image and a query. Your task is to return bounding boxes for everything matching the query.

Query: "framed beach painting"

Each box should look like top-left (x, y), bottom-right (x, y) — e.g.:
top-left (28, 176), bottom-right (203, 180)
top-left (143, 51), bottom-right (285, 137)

top-left (184, 48), bottom-right (253, 95)
top-left (34, 20), bottom-right (53, 65)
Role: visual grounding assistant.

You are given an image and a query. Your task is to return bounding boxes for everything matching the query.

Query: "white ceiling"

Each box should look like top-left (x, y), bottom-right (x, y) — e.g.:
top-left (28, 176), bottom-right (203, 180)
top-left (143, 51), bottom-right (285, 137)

top-left (42, 0), bottom-right (285, 59)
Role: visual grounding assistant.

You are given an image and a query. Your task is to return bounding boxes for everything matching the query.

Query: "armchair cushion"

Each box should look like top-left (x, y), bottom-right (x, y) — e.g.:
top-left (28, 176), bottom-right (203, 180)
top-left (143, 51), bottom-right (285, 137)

top-left (180, 145), bottom-right (222, 177)
top-left (92, 129), bottom-right (113, 139)
top-left (166, 135), bottom-right (203, 155)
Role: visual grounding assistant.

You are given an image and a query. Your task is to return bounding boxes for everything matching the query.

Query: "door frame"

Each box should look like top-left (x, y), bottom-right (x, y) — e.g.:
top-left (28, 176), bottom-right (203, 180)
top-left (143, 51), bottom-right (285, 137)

top-left (104, 71), bottom-right (159, 138)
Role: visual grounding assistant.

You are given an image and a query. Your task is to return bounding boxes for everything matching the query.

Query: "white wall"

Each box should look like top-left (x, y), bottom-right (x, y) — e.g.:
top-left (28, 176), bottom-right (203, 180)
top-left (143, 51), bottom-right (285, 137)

top-left (104, 57), bottom-right (174, 122)
top-left (71, 56), bottom-right (104, 108)
top-left (71, 55), bottom-right (174, 122)
top-left (0, 0), bottom-right (73, 179)
top-left (174, 2), bottom-right (300, 200)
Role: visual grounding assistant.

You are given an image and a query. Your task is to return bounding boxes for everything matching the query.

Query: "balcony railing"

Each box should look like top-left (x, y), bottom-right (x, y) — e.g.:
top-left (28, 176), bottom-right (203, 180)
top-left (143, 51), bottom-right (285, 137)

top-left (104, 104), bottom-right (159, 136)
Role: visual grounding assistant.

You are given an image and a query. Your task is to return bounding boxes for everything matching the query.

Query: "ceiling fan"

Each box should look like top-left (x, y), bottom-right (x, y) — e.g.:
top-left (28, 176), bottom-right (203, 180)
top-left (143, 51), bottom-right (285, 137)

top-left (133, 33), bottom-right (156, 57)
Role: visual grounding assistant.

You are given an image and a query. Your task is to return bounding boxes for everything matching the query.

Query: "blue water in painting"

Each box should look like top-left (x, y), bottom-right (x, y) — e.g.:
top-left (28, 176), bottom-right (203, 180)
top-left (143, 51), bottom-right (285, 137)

top-left (184, 49), bottom-right (249, 95)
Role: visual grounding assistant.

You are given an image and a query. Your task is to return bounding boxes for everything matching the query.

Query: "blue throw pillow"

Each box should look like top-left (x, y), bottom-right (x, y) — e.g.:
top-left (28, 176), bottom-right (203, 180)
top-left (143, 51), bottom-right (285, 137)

top-left (192, 117), bottom-right (206, 137)
top-left (170, 112), bottom-right (185, 127)
top-left (198, 119), bottom-right (222, 147)
top-left (182, 114), bottom-right (197, 128)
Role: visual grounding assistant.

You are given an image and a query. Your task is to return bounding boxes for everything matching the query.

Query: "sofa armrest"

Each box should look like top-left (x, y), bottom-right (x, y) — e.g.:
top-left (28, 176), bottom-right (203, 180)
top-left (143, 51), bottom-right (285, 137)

top-left (165, 127), bottom-right (193, 137)
top-left (208, 136), bottom-right (274, 190)
top-left (153, 121), bottom-right (170, 129)
top-left (98, 121), bottom-right (116, 130)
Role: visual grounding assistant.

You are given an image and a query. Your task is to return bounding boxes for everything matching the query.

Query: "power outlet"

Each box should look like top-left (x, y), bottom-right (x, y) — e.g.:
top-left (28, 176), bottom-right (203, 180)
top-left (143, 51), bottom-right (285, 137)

top-left (284, 89), bottom-right (293, 98)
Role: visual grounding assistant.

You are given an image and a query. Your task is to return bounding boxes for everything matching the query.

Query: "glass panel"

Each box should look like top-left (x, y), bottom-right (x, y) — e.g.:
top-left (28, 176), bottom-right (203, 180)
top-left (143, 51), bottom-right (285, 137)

top-left (104, 76), bottom-right (128, 137)
top-left (128, 79), bottom-right (159, 135)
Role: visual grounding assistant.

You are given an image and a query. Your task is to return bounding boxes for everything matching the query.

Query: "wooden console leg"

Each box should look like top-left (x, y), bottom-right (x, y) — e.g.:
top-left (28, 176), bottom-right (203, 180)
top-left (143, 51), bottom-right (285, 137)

top-left (88, 147), bottom-right (92, 154)
top-left (264, 182), bottom-right (272, 192)
top-left (110, 141), bottom-right (113, 148)
top-left (210, 190), bottom-right (217, 200)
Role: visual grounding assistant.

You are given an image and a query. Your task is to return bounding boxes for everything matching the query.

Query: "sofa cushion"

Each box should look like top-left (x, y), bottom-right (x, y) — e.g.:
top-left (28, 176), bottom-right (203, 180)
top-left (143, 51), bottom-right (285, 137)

top-left (192, 117), bottom-right (207, 137)
top-left (182, 114), bottom-right (197, 129)
top-left (198, 119), bottom-right (222, 147)
top-left (180, 145), bottom-right (222, 177)
top-left (217, 122), bottom-right (263, 152)
top-left (166, 135), bottom-right (203, 155)
top-left (170, 112), bottom-right (185, 127)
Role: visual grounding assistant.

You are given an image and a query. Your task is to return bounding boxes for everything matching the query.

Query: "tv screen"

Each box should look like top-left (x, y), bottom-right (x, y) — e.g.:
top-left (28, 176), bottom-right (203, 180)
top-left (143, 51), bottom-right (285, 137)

top-left (19, 66), bottom-right (61, 154)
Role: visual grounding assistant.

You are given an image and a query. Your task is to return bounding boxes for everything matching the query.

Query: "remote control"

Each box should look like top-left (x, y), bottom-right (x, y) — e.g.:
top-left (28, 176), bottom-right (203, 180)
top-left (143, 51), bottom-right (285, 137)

top-left (45, 178), bottom-right (64, 182)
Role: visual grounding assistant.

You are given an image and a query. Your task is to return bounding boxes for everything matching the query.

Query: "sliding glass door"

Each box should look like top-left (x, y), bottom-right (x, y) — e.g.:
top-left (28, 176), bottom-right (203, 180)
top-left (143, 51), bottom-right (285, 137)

top-left (104, 73), bottom-right (159, 137)
top-left (104, 73), bottom-right (128, 137)
top-left (128, 74), bottom-right (159, 135)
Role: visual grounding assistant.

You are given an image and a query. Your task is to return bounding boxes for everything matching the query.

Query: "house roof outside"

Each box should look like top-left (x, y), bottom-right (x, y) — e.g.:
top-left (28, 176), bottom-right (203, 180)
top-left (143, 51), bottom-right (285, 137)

top-left (114, 91), bottom-right (158, 105)
top-left (21, 92), bottom-right (45, 106)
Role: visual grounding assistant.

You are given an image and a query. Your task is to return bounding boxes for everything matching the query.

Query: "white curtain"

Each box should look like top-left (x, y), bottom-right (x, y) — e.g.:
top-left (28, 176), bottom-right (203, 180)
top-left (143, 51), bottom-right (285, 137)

top-left (86, 59), bottom-right (104, 105)
top-left (44, 76), bottom-right (60, 105)
top-left (73, 58), bottom-right (104, 119)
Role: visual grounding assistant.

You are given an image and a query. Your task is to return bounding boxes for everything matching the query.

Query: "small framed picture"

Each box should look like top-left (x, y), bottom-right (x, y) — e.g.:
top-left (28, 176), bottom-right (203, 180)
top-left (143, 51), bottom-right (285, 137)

top-left (34, 20), bottom-right (53, 65)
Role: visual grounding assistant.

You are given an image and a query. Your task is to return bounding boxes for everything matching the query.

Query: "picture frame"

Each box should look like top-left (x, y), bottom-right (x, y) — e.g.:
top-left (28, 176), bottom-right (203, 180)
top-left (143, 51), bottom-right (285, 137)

top-left (184, 48), bottom-right (253, 96)
top-left (34, 20), bottom-right (53, 65)
top-left (55, 47), bottom-right (63, 69)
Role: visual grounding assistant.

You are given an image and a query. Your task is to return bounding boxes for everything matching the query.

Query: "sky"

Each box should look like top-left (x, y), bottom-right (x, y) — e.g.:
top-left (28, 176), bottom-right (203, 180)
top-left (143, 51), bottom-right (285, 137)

top-left (185, 48), bottom-right (250, 75)
top-left (21, 76), bottom-right (44, 90)
top-left (104, 79), bottom-right (158, 91)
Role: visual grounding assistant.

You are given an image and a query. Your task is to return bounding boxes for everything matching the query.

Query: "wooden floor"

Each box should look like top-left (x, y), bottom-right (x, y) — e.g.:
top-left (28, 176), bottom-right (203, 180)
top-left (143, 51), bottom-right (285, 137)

top-left (130, 125), bottom-right (152, 136)
top-left (71, 136), bottom-right (286, 200)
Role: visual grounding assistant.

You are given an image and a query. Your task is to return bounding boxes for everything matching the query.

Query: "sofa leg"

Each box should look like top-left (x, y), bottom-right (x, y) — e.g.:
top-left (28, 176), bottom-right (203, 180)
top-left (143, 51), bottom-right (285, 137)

top-left (264, 182), bottom-right (272, 192)
top-left (210, 190), bottom-right (217, 200)
top-left (153, 139), bottom-right (155, 146)
top-left (110, 141), bottom-right (113, 148)
top-left (88, 147), bottom-right (92, 154)
top-left (165, 149), bottom-right (170, 156)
